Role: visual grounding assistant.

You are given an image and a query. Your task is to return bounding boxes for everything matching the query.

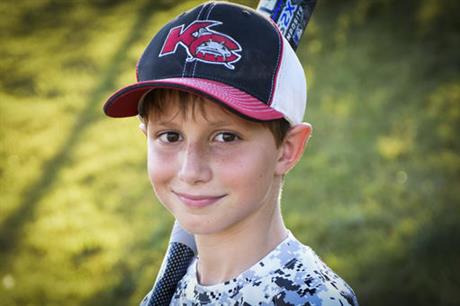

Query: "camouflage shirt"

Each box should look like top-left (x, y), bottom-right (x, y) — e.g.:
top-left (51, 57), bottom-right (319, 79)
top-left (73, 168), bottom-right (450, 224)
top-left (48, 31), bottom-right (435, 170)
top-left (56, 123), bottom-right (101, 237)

top-left (170, 231), bottom-right (358, 305)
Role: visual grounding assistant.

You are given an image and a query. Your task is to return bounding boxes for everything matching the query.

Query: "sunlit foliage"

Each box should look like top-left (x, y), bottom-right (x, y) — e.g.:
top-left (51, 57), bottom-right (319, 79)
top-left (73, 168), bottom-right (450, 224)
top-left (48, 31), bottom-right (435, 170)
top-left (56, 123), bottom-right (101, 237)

top-left (0, 0), bottom-right (458, 305)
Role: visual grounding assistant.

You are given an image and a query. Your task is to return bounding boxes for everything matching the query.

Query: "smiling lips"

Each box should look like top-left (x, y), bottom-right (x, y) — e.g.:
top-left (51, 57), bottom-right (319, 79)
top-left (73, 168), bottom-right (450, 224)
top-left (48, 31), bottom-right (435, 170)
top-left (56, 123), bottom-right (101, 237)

top-left (173, 191), bottom-right (227, 208)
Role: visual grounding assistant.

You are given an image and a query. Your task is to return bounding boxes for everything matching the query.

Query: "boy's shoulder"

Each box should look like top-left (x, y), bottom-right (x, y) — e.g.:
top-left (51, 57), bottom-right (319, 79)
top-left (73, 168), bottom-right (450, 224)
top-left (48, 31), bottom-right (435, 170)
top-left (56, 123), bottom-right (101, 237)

top-left (238, 232), bottom-right (358, 306)
top-left (172, 232), bottom-right (358, 306)
top-left (261, 234), bottom-right (358, 306)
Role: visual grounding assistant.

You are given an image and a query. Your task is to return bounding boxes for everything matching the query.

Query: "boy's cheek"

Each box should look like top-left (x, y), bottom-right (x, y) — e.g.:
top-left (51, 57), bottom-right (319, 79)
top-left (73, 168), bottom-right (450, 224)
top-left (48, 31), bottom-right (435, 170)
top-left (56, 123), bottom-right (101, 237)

top-left (147, 149), bottom-right (176, 181)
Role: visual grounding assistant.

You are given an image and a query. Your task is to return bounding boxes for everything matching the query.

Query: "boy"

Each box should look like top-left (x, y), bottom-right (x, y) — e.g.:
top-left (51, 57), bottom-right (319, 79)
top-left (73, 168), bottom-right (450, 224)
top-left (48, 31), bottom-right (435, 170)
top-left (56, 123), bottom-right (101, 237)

top-left (104, 1), bottom-right (358, 305)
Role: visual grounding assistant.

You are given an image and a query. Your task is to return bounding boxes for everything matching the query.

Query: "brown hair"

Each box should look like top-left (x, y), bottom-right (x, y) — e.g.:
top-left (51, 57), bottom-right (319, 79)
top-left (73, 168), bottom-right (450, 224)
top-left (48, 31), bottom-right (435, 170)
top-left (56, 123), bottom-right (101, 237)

top-left (138, 88), bottom-right (290, 147)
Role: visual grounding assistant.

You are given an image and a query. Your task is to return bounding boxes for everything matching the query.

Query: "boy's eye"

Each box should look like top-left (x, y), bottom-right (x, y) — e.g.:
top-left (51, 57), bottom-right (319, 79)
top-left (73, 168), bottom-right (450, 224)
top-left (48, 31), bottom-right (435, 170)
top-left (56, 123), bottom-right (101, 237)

top-left (158, 132), bottom-right (182, 143)
top-left (214, 132), bottom-right (240, 142)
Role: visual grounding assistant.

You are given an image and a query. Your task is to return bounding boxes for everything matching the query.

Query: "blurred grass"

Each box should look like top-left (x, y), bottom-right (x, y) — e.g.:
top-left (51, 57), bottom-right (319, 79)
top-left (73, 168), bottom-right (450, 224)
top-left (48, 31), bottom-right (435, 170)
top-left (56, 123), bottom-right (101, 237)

top-left (0, 0), bottom-right (459, 305)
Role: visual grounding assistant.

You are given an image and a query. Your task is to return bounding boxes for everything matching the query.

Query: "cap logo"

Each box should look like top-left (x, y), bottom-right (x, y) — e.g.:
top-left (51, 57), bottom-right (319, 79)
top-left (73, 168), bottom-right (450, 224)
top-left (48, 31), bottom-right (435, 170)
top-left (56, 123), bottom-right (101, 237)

top-left (159, 20), bottom-right (242, 70)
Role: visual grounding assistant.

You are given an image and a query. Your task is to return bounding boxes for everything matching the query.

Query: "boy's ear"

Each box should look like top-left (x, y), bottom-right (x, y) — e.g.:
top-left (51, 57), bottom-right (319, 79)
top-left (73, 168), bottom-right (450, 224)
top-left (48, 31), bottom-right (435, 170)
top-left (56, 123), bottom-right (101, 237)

top-left (139, 123), bottom-right (147, 136)
top-left (275, 123), bottom-right (312, 175)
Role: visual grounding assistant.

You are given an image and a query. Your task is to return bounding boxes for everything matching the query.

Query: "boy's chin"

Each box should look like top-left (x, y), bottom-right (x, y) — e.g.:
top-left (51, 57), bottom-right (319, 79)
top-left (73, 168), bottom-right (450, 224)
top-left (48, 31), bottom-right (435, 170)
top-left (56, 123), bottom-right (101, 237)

top-left (177, 217), bottom-right (228, 236)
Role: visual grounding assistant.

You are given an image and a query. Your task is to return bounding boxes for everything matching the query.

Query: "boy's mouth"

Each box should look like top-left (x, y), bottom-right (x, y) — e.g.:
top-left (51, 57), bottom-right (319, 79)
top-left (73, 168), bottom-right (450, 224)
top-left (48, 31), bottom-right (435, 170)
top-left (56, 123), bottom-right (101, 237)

top-left (172, 191), bottom-right (227, 208)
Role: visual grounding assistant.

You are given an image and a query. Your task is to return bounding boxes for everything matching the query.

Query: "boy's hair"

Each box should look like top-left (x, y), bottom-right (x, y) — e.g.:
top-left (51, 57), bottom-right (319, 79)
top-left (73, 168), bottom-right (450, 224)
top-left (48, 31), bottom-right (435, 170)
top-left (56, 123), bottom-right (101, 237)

top-left (138, 89), bottom-right (290, 148)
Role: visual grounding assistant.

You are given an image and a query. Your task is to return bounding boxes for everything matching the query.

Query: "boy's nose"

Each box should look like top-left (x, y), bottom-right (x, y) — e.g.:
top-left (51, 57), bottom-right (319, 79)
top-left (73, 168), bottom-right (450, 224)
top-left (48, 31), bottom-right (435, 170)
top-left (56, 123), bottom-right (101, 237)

top-left (177, 143), bottom-right (212, 185)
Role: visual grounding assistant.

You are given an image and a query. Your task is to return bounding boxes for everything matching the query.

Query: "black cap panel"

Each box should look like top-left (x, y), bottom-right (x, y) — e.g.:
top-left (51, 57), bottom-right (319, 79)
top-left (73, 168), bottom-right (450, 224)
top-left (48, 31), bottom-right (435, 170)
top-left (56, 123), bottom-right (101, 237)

top-left (137, 5), bottom-right (206, 81)
top-left (191, 4), bottom-right (281, 103)
top-left (137, 2), bottom-right (281, 104)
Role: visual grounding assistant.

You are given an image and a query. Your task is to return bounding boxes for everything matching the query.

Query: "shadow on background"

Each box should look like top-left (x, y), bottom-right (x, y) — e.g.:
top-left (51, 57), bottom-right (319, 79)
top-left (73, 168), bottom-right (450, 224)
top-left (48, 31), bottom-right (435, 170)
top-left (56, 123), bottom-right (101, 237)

top-left (0, 0), bottom-right (174, 266)
top-left (81, 221), bottom-right (171, 306)
top-left (358, 209), bottom-right (460, 306)
top-left (315, 1), bottom-right (460, 305)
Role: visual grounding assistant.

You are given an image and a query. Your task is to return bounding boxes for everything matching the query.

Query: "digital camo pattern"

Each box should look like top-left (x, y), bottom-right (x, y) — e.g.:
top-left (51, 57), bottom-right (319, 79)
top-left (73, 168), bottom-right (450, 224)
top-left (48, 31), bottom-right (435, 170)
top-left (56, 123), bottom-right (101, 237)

top-left (170, 231), bottom-right (358, 305)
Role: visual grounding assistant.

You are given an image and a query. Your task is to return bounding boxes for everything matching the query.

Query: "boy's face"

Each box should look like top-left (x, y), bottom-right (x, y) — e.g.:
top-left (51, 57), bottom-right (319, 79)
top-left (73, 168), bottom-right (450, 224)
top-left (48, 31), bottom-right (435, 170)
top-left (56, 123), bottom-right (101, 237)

top-left (144, 96), bottom-right (285, 235)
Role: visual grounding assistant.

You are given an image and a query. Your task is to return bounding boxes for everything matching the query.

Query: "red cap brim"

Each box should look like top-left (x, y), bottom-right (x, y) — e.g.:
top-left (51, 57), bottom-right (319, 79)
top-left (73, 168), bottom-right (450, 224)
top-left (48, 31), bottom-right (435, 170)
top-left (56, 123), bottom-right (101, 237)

top-left (103, 78), bottom-right (284, 121)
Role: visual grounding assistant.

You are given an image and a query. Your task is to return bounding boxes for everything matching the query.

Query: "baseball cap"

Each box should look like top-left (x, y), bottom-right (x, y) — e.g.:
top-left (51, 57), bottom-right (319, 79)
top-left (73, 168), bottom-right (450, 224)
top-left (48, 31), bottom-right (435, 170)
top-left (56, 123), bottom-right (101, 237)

top-left (103, 1), bottom-right (307, 125)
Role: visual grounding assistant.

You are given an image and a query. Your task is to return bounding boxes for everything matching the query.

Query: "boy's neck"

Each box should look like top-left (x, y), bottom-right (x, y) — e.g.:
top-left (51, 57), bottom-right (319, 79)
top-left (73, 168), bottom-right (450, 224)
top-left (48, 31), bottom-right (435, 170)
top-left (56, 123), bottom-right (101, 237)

top-left (194, 202), bottom-right (287, 286)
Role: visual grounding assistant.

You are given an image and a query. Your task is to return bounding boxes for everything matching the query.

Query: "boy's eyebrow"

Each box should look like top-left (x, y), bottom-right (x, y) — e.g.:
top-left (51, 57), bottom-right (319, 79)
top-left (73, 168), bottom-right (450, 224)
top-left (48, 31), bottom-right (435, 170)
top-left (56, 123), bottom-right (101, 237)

top-left (152, 119), bottom-right (239, 128)
top-left (146, 116), bottom-right (179, 127)
top-left (151, 120), bottom-right (180, 128)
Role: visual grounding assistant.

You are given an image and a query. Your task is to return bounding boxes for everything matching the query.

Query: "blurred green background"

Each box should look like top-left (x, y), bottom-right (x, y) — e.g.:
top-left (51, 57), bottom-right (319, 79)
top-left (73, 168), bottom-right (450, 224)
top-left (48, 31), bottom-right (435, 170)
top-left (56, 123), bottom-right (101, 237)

top-left (0, 0), bottom-right (459, 305)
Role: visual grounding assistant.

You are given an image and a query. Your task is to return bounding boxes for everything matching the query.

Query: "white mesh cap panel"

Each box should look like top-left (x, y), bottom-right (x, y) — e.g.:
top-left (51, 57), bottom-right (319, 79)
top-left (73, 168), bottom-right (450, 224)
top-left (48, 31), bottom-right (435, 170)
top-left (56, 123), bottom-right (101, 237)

top-left (270, 36), bottom-right (307, 125)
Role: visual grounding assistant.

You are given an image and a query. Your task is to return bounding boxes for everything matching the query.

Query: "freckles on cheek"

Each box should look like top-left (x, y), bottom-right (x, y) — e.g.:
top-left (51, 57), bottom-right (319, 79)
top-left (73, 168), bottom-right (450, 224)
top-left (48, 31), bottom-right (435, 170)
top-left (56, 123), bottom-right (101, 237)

top-left (241, 152), bottom-right (276, 186)
top-left (217, 153), bottom-right (245, 177)
top-left (219, 156), bottom-right (266, 200)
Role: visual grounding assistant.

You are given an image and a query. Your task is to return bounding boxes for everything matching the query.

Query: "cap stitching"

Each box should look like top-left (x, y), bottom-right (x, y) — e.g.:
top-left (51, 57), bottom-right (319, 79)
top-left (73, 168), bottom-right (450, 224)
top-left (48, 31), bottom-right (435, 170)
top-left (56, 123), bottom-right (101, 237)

top-left (158, 73), bottom-right (268, 103)
top-left (182, 3), bottom-right (208, 77)
top-left (135, 58), bottom-right (140, 81)
top-left (192, 2), bottom-right (217, 77)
